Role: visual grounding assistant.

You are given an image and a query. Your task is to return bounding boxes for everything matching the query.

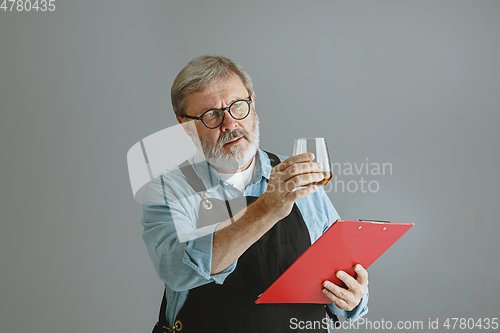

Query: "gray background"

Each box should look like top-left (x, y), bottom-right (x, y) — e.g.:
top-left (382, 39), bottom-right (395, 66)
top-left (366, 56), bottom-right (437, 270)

top-left (1, 1), bottom-right (499, 332)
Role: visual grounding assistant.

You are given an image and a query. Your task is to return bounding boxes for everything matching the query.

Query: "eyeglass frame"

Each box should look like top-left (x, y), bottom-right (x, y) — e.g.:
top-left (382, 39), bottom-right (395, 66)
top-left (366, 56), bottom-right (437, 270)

top-left (182, 97), bottom-right (253, 129)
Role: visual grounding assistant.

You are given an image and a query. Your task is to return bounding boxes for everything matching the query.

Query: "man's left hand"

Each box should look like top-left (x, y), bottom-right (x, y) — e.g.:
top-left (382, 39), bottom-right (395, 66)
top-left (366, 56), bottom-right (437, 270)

top-left (322, 264), bottom-right (368, 311)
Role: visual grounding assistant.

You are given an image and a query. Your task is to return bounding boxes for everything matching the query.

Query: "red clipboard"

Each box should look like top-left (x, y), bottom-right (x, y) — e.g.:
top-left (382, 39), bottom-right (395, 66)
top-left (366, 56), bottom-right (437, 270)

top-left (255, 219), bottom-right (413, 304)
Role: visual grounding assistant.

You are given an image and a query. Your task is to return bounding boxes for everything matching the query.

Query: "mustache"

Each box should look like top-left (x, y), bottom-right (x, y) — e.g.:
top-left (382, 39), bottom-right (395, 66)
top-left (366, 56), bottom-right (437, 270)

top-left (215, 129), bottom-right (251, 150)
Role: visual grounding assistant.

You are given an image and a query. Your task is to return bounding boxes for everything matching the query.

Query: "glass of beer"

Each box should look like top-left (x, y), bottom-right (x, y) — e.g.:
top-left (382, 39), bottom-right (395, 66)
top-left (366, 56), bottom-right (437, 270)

top-left (293, 138), bottom-right (332, 186)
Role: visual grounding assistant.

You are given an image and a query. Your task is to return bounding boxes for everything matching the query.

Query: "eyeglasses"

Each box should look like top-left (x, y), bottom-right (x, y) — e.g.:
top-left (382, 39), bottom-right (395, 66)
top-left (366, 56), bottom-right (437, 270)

top-left (183, 98), bottom-right (252, 129)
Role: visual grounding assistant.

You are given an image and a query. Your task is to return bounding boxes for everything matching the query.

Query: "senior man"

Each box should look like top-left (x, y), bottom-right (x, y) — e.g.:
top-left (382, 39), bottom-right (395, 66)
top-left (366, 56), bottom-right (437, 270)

top-left (142, 55), bottom-right (369, 333)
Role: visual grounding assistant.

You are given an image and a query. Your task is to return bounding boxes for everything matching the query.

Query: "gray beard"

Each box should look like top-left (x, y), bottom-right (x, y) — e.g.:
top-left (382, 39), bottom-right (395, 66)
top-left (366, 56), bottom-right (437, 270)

top-left (193, 115), bottom-right (260, 172)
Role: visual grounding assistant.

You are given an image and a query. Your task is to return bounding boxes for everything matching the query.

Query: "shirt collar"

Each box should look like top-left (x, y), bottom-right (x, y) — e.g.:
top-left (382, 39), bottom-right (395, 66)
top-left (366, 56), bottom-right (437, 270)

top-left (189, 148), bottom-right (272, 192)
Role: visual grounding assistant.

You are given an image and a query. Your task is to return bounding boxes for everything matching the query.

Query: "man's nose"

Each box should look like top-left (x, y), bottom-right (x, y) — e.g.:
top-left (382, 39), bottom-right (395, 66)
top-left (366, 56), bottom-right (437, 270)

top-left (220, 110), bottom-right (239, 132)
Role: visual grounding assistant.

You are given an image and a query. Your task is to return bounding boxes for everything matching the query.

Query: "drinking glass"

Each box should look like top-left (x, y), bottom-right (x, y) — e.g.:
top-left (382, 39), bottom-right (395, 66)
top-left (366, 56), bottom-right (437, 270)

top-left (293, 138), bottom-right (332, 186)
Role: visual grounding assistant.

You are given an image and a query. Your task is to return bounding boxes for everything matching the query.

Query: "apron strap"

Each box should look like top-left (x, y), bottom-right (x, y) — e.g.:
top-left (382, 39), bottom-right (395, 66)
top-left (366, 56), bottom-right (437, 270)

top-left (179, 160), bottom-right (207, 193)
top-left (263, 150), bottom-right (281, 168)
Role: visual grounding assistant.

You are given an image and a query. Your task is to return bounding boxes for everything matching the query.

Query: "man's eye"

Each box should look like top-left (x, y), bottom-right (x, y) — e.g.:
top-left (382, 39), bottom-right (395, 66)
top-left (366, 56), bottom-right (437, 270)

top-left (206, 111), bottom-right (217, 118)
top-left (233, 102), bottom-right (242, 109)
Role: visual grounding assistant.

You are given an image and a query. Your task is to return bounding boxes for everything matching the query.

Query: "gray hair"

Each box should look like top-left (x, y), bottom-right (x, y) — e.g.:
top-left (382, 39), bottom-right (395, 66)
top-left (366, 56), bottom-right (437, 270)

top-left (171, 55), bottom-right (254, 117)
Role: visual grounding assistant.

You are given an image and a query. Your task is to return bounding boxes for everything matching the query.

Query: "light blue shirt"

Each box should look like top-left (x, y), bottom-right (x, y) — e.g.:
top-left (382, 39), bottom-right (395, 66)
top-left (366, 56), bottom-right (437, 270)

top-left (141, 148), bottom-right (368, 328)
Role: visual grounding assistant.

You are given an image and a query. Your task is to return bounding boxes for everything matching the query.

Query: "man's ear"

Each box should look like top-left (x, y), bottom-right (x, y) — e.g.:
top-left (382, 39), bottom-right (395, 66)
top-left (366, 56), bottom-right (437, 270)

top-left (177, 116), bottom-right (192, 137)
top-left (251, 92), bottom-right (256, 109)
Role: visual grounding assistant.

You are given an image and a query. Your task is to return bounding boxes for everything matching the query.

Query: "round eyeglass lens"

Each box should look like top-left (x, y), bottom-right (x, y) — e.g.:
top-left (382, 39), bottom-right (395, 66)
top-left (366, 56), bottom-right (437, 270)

top-left (230, 100), bottom-right (250, 119)
top-left (203, 110), bottom-right (224, 128)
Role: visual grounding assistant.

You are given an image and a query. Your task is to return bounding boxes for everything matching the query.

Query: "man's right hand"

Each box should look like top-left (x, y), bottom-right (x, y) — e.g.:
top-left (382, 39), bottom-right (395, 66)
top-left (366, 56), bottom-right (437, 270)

top-left (211, 153), bottom-right (323, 275)
top-left (259, 153), bottom-right (324, 222)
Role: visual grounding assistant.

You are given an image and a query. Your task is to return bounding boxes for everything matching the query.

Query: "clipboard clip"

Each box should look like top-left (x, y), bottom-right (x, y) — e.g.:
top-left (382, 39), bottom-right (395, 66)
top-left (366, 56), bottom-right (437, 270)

top-left (359, 219), bottom-right (391, 223)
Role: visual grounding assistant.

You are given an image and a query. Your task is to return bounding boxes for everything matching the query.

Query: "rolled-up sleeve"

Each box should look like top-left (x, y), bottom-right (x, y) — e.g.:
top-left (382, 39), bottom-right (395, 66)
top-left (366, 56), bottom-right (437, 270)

top-left (181, 228), bottom-right (237, 285)
top-left (141, 176), bottom-right (237, 292)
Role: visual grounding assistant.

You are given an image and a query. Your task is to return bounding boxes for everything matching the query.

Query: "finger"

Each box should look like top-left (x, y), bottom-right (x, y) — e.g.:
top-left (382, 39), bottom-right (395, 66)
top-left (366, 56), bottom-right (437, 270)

top-left (284, 184), bottom-right (318, 202)
top-left (335, 270), bottom-right (358, 291)
top-left (336, 269), bottom-right (367, 300)
top-left (322, 282), bottom-right (355, 311)
top-left (322, 281), bottom-right (351, 300)
top-left (283, 162), bottom-right (323, 180)
top-left (284, 172), bottom-right (324, 190)
top-left (274, 153), bottom-right (314, 172)
top-left (322, 287), bottom-right (349, 310)
top-left (337, 270), bottom-right (365, 300)
top-left (354, 264), bottom-right (369, 287)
